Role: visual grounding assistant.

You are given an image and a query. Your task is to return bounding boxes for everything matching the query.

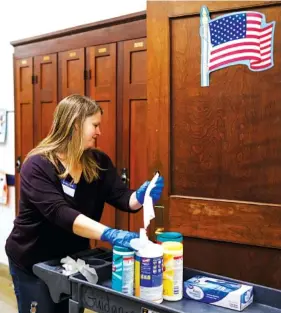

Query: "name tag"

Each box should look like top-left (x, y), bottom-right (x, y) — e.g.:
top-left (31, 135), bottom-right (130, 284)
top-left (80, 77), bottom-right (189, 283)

top-left (61, 179), bottom-right (77, 197)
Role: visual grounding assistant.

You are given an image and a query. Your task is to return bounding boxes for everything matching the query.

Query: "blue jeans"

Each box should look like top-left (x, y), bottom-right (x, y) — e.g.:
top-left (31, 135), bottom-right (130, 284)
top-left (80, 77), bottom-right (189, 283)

top-left (8, 258), bottom-right (69, 313)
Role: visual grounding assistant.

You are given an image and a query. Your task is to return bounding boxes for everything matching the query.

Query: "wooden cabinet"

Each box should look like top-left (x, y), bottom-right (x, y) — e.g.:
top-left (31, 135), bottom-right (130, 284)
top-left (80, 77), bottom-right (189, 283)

top-left (146, 1), bottom-right (281, 288)
top-left (12, 12), bottom-right (147, 236)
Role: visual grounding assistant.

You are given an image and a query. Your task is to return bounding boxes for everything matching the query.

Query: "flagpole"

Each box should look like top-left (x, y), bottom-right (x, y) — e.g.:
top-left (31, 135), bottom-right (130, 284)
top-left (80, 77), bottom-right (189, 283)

top-left (200, 6), bottom-right (210, 87)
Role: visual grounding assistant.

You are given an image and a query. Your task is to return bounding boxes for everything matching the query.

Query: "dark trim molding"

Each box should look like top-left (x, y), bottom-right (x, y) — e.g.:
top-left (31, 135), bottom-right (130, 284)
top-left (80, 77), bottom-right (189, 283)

top-left (13, 19), bottom-right (146, 59)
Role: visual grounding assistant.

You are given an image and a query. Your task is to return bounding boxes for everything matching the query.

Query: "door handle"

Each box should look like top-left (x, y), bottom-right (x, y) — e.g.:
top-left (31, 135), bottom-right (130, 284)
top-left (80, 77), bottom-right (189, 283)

top-left (155, 227), bottom-right (165, 235)
top-left (154, 205), bottom-right (165, 238)
top-left (16, 156), bottom-right (21, 173)
top-left (120, 168), bottom-right (129, 186)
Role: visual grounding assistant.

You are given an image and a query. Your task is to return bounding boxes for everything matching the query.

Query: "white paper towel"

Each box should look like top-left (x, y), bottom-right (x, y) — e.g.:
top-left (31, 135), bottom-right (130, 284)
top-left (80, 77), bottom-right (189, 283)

top-left (130, 172), bottom-right (160, 251)
top-left (60, 256), bottom-right (98, 284)
top-left (143, 172), bottom-right (159, 229)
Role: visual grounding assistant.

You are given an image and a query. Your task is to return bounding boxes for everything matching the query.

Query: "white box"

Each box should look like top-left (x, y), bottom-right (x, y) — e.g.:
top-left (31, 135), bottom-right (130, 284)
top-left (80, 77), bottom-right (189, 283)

top-left (183, 276), bottom-right (253, 311)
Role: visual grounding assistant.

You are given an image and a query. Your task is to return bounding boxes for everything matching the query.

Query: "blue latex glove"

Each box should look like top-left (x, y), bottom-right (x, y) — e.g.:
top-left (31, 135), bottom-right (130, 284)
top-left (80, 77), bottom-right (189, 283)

top-left (136, 176), bottom-right (164, 205)
top-left (101, 227), bottom-right (139, 249)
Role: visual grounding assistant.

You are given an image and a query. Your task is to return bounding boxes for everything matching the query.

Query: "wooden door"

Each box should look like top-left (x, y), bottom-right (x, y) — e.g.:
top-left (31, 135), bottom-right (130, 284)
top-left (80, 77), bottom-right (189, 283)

top-left (86, 43), bottom-right (117, 246)
top-left (34, 54), bottom-right (58, 144)
top-left (121, 39), bottom-right (149, 233)
top-left (15, 57), bottom-right (34, 214)
top-left (59, 48), bottom-right (85, 100)
top-left (147, 1), bottom-right (281, 288)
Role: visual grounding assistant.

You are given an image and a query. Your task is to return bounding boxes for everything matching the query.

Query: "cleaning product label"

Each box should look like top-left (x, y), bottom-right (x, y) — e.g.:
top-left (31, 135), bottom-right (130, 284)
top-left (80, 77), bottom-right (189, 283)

top-left (162, 241), bottom-right (183, 301)
top-left (112, 249), bottom-right (134, 295)
top-left (184, 276), bottom-right (253, 311)
top-left (163, 254), bottom-right (183, 297)
top-left (135, 255), bottom-right (163, 302)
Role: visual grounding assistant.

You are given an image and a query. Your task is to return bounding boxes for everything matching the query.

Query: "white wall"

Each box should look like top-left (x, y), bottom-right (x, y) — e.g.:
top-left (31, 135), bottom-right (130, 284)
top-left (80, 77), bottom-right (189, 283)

top-left (0, 0), bottom-right (146, 265)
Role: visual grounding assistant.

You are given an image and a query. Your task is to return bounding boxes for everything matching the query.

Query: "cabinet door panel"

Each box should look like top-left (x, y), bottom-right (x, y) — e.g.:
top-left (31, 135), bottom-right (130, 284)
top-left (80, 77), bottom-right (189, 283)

top-left (34, 54), bottom-right (57, 144)
top-left (15, 57), bottom-right (33, 213)
top-left (87, 44), bottom-right (117, 162)
top-left (122, 38), bottom-right (148, 233)
top-left (87, 44), bottom-right (117, 246)
top-left (59, 48), bottom-right (85, 99)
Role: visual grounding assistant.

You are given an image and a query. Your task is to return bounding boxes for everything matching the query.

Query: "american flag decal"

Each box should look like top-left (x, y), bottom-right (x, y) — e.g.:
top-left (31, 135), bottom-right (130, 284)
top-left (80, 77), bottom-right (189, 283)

top-left (200, 7), bottom-right (276, 86)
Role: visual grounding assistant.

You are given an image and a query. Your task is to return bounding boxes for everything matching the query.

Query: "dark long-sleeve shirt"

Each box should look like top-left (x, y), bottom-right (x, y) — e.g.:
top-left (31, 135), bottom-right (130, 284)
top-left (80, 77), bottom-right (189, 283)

top-left (5, 150), bottom-right (136, 272)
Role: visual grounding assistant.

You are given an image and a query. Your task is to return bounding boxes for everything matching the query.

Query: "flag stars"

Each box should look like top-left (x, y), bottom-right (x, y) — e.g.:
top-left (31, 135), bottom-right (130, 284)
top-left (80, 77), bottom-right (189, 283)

top-left (209, 12), bottom-right (247, 47)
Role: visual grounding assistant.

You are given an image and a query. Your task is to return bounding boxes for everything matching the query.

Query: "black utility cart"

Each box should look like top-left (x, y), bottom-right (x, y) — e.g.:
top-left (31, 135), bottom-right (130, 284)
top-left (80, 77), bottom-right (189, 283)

top-left (33, 248), bottom-right (281, 313)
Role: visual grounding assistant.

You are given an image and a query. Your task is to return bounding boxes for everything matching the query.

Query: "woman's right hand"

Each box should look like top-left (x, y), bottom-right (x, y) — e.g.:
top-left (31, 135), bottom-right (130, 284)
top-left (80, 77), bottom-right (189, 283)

top-left (100, 227), bottom-right (139, 249)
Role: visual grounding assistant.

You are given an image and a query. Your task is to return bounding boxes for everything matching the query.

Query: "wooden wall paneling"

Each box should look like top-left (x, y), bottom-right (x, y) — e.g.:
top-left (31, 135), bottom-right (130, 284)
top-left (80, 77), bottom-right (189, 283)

top-left (170, 2), bottom-right (281, 246)
top-left (183, 237), bottom-right (281, 289)
top-left (34, 54), bottom-right (58, 144)
top-left (170, 10), bottom-right (281, 204)
top-left (58, 48), bottom-right (85, 100)
top-left (147, 1), bottom-right (281, 288)
top-left (169, 196), bottom-right (281, 248)
top-left (122, 38), bottom-right (149, 233)
top-left (15, 57), bottom-right (33, 214)
top-left (87, 43), bottom-right (117, 246)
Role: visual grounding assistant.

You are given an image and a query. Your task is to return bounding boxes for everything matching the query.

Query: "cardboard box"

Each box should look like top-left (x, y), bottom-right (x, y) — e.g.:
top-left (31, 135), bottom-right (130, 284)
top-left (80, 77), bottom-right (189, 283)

top-left (183, 276), bottom-right (253, 311)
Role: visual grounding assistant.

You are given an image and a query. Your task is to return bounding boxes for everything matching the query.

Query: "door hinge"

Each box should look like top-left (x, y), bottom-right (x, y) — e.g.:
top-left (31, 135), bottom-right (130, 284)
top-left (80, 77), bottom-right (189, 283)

top-left (31, 75), bottom-right (38, 84)
top-left (84, 70), bottom-right (91, 80)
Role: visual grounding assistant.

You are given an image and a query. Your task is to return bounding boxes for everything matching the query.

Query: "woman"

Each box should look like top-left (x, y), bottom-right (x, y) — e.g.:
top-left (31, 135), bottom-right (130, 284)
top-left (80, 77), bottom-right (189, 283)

top-left (5, 94), bottom-right (164, 313)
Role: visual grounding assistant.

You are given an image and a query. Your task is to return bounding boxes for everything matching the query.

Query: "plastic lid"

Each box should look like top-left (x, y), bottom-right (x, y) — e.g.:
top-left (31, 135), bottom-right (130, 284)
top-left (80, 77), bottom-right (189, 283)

top-left (157, 232), bottom-right (183, 242)
top-left (113, 245), bottom-right (134, 253)
top-left (162, 241), bottom-right (183, 251)
top-left (130, 238), bottom-right (154, 251)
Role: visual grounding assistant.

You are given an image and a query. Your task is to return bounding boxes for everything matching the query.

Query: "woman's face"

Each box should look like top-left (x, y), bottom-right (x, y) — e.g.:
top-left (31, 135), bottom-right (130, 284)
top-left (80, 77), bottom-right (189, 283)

top-left (82, 111), bottom-right (102, 150)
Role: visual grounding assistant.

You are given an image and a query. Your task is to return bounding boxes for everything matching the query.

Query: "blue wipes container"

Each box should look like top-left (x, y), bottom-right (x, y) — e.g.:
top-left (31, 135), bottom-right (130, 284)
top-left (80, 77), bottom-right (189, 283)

top-left (112, 246), bottom-right (135, 295)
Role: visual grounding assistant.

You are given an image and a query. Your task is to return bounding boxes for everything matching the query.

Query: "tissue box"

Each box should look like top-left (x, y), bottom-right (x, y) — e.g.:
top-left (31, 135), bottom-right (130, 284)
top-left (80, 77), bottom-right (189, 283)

top-left (183, 276), bottom-right (253, 311)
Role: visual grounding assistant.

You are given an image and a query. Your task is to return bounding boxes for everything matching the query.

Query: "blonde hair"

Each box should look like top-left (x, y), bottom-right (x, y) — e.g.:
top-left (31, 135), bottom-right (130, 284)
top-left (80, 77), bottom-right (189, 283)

top-left (25, 94), bottom-right (103, 183)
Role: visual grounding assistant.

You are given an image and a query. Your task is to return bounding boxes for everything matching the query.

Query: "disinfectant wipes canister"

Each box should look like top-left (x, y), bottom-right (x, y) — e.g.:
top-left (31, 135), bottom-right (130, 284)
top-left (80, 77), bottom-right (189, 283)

top-left (112, 246), bottom-right (134, 295)
top-left (184, 276), bottom-right (253, 311)
top-left (134, 242), bottom-right (164, 303)
top-left (162, 241), bottom-right (183, 301)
